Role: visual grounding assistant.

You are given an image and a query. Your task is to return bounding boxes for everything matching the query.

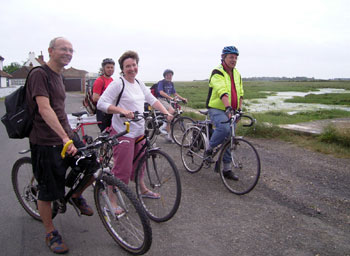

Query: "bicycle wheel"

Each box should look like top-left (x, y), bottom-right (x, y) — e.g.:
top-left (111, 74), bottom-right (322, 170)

top-left (171, 116), bottom-right (195, 146)
top-left (11, 157), bottom-right (58, 221)
top-left (218, 138), bottom-right (261, 195)
top-left (94, 175), bottom-right (152, 255)
top-left (144, 118), bottom-right (157, 145)
top-left (135, 149), bottom-right (181, 222)
top-left (181, 126), bottom-right (205, 173)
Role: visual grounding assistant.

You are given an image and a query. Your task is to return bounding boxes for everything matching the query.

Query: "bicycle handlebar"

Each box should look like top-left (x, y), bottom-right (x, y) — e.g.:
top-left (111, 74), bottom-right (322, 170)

top-left (121, 111), bottom-right (168, 122)
top-left (221, 111), bottom-right (255, 127)
top-left (60, 122), bottom-right (130, 159)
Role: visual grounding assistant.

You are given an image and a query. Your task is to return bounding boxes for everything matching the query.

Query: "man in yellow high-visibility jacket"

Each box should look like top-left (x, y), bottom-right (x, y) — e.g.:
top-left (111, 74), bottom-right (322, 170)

top-left (205, 45), bottom-right (243, 180)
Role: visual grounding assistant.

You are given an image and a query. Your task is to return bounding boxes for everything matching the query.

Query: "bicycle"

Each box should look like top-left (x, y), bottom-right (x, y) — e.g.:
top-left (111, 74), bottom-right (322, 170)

top-left (169, 98), bottom-right (195, 146)
top-left (144, 98), bottom-right (195, 146)
top-left (11, 122), bottom-right (152, 255)
top-left (121, 111), bottom-right (182, 222)
top-left (180, 109), bottom-right (261, 195)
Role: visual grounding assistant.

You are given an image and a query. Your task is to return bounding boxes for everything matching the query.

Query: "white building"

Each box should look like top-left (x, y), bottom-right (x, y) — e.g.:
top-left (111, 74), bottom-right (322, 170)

top-left (0, 56), bottom-right (12, 88)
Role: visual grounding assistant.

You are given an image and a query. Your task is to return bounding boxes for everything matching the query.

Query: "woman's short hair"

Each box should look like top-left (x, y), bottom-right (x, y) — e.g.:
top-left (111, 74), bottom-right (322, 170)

top-left (118, 50), bottom-right (139, 70)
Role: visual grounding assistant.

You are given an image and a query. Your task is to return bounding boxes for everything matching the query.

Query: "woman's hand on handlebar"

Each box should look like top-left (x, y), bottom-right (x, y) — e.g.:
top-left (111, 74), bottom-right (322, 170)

top-left (166, 113), bottom-right (174, 122)
top-left (122, 110), bottom-right (134, 119)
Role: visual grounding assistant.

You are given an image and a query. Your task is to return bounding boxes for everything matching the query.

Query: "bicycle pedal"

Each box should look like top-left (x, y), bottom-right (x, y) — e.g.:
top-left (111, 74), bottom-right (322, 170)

top-left (203, 160), bottom-right (212, 169)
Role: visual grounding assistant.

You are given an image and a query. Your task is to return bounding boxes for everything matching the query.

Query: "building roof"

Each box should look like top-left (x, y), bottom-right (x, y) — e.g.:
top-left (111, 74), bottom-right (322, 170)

top-left (10, 66), bottom-right (32, 79)
top-left (0, 70), bottom-right (12, 78)
top-left (62, 67), bottom-right (88, 78)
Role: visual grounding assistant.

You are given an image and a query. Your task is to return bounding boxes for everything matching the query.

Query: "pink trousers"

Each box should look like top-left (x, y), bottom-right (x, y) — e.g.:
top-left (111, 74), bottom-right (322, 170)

top-left (110, 128), bottom-right (145, 185)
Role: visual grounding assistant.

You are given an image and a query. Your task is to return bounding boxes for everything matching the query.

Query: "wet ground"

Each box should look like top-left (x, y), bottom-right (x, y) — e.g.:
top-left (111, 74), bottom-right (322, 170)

top-left (245, 88), bottom-right (350, 114)
top-left (279, 118), bottom-right (350, 135)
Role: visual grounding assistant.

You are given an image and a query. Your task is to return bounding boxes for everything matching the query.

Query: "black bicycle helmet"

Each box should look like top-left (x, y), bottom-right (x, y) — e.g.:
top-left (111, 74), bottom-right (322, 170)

top-left (222, 46), bottom-right (239, 56)
top-left (163, 69), bottom-right (174, 78)
top-left (101, 58), bottom-right (115, 67)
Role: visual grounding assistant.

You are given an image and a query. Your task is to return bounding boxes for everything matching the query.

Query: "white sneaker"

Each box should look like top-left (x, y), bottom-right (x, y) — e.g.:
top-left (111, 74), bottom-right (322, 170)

top-left (159, 127), bottom-right (168, 135)
top-left (165, 136), bottom-right (174, 143)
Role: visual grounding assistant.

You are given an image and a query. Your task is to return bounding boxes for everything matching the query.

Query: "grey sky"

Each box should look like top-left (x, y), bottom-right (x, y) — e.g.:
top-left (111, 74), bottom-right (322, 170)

top-left (1, 0), bottom-right (349, 81)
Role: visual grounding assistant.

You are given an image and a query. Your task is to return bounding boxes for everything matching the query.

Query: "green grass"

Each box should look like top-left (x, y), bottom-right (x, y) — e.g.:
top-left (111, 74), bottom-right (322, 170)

top-left (319, 125), bottom-right (350, 148)
top-left (250, 109), bottom-right (350, 125)
top-left (285, 93), bottom-right (350, 106)
top-left (236, 122), bottom-right (350, 158)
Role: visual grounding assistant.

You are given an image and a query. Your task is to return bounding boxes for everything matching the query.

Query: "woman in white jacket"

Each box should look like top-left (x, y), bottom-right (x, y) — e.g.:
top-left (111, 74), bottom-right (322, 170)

top-left (97, 50), bottom-right (172, 213)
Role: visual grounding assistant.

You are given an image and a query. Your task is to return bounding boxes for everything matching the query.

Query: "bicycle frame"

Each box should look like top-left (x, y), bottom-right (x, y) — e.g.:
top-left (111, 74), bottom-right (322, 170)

top-left (195, 110), bottom-right (255, 161)
top-left (58, 127), bottom-right (130, 217)
top-left (70, 111), bottom-right (101, 144)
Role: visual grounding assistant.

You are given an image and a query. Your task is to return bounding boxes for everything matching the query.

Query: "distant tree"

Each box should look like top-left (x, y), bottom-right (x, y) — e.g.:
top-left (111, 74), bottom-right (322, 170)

top-left (3, 62), bottom-right (21, 74)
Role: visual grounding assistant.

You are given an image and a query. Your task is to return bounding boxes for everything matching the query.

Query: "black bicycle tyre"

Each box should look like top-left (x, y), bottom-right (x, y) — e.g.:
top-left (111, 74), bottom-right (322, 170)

top-left (94, 175), bottom-right (152, 255)
top-left (11, 157), bottom-right (58, 221)
top-left (135, 149), bottom-right (181, 222)
top-left (180, 126), bottom-right (205, 173)
top-left (145, 118), bottom-right (157, 145)
top-left (171, 116), bottom-right (195, 146)
top-left (218, 138), bottom-right (261, 195)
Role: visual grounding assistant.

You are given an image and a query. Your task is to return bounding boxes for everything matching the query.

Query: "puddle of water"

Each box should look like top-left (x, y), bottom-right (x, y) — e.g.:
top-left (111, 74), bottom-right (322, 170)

top-left (245, 88), bottom-right (350, 114)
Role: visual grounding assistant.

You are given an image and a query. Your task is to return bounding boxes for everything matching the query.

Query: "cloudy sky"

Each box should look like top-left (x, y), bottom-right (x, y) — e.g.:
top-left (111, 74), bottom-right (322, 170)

top-left (0, 0), bottom-right (349, 81)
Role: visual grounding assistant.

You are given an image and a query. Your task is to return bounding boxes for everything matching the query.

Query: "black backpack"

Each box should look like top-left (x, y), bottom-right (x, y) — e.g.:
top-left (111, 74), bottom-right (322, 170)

top-left (1, 66), bottom-right (49, 139)
top-left (82, 76), bottom-right (109, 115)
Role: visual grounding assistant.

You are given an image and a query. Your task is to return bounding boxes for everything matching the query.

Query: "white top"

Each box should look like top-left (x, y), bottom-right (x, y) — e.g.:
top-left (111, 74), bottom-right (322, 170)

top-left (97, 77), bottom-right (157, 138)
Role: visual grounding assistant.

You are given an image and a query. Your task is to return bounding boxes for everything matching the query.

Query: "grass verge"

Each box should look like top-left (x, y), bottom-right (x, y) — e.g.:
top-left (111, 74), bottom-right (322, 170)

top-left (236, 122), bottom-right (350, 158)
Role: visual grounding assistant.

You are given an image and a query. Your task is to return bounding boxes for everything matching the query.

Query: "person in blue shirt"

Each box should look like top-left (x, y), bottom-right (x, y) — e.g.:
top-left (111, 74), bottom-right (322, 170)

top-left (157, 69), bottom-right (187, 142)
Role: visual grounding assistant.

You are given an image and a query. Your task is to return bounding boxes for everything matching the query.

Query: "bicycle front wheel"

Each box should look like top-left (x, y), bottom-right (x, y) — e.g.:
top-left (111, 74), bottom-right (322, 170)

top-left (11, 157), bottom-right (58, 221)
top-left (218, 138), bottom-right (261, 195)
top-left (135, 149), bottom-right (181, 222)
top-left (181, 126), bottom-right (205, 173)
top-left (171, 116), bottom-right (195, 146)
top-left (94, 175), bottom-right (152, 255)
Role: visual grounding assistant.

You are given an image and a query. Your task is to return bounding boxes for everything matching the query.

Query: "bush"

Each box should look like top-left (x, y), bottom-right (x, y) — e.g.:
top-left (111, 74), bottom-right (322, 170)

top-left (319, 125), bottom-right (350, 148)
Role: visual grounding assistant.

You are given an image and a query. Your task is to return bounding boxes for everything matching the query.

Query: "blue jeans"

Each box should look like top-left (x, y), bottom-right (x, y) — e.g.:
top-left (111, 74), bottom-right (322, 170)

top-left (208, 108), bottom-right (232, 163)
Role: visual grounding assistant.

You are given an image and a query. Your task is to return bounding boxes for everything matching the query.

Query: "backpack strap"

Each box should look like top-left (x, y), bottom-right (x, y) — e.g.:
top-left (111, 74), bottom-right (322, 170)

top-left (115, 77), bottom-right (125, 106)
top-left (27, 66), bottom-right (51, 114)
top-left (101, 75), bottom-right (106, 92)
top-left (115, 77), bottom-right (141, 106)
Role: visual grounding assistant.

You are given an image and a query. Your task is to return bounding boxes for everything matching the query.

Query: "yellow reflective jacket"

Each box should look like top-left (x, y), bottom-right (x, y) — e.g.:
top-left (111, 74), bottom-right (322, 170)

top-left (206, 65), bottom-right (243, 110)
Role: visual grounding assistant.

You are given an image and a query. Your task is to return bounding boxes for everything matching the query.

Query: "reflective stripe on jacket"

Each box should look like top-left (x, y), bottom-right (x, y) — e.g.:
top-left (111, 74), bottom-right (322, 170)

top-left (206, 65), bottom-right (243, 110)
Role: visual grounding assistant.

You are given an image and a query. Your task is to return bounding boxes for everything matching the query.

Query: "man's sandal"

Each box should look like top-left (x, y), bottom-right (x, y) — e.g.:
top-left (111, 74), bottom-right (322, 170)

top-left (45, 230), bottom-right (69, 254)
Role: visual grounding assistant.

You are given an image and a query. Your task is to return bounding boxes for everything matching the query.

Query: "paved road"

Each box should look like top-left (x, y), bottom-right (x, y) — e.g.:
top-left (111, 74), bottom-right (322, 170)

top-left (1, 93), bottom-right (349, 256)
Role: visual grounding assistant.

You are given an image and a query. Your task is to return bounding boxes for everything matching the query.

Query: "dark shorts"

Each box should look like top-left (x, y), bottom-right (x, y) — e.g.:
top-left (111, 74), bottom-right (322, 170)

top-left (96, 109), bottom-right (112, 132)
top-left (30, 135), bottom-right (86, 201)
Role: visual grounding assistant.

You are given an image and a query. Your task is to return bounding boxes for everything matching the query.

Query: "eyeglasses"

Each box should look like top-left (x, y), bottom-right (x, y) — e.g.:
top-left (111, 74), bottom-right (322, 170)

top-left (53, 47), bottom-right (74, 54)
